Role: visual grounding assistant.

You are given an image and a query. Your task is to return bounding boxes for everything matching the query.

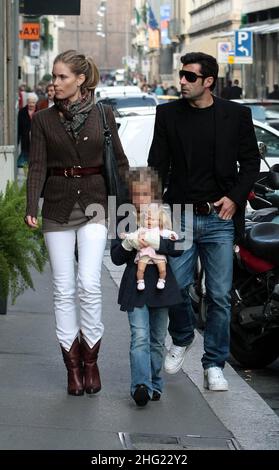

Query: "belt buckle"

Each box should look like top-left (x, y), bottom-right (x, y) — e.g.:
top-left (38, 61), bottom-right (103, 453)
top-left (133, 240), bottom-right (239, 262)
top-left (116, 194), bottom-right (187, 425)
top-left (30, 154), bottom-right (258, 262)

top-left (205, 202), bottom-right (212, 215)
top-left (195, 202), bottom-right (212, 215)
top-left (73, 165), bottom-right (81, 178)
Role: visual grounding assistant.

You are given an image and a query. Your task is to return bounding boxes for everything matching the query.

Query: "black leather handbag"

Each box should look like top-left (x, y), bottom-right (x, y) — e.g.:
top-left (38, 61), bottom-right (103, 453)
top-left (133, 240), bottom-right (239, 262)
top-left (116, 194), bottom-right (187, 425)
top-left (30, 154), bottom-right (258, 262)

top-left (97, 102), bottom-right (125, 207)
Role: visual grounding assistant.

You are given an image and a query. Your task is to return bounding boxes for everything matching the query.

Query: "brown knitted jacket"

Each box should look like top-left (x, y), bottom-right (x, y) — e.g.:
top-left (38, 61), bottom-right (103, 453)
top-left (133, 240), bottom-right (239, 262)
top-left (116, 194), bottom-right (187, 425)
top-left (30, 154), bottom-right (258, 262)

top-left (26, 104), bottom-right (129, 222)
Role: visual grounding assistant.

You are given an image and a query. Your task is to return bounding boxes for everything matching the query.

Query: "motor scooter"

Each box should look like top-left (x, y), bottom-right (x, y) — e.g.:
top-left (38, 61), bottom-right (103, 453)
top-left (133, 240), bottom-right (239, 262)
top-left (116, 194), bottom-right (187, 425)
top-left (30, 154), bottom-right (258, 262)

top-left (190, 144), bottom-right (279, 368)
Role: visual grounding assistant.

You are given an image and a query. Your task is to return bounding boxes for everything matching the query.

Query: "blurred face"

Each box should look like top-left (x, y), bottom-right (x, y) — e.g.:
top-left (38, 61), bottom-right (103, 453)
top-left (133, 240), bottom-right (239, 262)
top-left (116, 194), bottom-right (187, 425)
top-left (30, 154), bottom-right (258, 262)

top-left (27, 98), bottom-right (37, 111)
top-left (132, 181), bottom-right (152, 211)
top-left (47, 85), bottom-right (55, 100)
top-left (179, 63), bottom-right (213, 100)
top-left (52, 62), bottom-right (85, 102)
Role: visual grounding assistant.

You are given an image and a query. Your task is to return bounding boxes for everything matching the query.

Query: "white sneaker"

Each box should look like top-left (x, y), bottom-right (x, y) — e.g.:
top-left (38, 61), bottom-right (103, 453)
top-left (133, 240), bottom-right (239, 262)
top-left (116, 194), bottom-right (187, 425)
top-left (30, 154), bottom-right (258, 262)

top-left (137, 280), bottom-right (145, 291)
top-left (204, 367), bottom-right (228, 391)
top-left (156, 279), bottom-right (165, 289)
top-left (164, 337), bottom-right (195, 374)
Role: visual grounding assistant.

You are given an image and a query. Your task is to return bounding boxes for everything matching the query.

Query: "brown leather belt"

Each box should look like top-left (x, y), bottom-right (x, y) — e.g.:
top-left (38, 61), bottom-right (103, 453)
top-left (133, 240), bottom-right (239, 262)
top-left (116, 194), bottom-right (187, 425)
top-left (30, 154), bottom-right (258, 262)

top-left (50, 166), bottom-right (103, 178)
top-left (193, 202), bottom-right (220, 216)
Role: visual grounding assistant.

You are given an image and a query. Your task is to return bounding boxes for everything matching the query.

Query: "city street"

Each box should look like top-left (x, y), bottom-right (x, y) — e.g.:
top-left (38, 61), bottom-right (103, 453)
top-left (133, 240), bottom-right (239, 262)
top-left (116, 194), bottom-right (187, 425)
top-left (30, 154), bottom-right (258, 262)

top-left (1, 0), bottom-right (279, 459)
top-left (229, 357), bottom-right (279, 418)
top-left (0, 254), bottom-right (278, 452)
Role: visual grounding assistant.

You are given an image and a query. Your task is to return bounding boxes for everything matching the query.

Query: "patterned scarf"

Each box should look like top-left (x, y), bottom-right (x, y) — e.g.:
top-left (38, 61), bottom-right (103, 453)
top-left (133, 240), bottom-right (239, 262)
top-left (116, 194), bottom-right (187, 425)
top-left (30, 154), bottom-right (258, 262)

top-left (54, 92), bottom-right (94, 140)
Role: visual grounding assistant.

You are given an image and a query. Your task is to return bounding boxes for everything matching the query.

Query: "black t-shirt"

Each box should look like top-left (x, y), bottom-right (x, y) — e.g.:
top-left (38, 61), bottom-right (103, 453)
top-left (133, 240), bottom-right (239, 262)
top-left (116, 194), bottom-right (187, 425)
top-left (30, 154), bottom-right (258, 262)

top-left (183, 101), bottom-right (223, 203)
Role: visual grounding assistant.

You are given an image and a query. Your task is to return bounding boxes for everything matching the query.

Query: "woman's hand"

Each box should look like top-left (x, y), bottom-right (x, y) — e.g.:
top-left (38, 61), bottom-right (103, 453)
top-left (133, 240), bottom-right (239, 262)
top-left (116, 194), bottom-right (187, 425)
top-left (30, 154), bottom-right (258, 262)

top-left (25, 215), bottom-right (39, 228)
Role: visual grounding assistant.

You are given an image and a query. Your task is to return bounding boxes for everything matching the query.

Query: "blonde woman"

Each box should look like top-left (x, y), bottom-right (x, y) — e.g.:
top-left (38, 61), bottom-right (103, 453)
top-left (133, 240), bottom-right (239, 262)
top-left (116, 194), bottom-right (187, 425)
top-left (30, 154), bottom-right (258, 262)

top-left (25, 50), bottom-right (129, 396)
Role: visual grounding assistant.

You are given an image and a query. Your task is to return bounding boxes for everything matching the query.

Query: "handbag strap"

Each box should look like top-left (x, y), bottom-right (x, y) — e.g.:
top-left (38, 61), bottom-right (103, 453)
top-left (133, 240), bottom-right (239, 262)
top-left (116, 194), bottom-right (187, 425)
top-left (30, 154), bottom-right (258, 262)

top-left (96, 102), bottom-right (111, 142)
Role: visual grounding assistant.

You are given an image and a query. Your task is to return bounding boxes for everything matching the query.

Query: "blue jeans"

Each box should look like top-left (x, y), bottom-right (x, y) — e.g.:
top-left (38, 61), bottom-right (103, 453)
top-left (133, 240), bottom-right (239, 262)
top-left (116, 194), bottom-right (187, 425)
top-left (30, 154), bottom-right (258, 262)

top-left (128, 305), bottom-right (169, 398)
top-left (169, 211), bottom-right (234, 369)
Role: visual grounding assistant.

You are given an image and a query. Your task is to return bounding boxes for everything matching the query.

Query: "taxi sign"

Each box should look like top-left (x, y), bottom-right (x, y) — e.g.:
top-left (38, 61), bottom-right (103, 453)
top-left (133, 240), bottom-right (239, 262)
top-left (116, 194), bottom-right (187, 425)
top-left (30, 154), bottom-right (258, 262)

top-left (19, 23), bottom-right (40, 40)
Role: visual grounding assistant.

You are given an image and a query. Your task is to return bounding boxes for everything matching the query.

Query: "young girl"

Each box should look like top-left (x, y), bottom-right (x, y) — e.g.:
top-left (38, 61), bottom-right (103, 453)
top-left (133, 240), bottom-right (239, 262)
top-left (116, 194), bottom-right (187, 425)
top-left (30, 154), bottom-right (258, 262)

top-left (121, 203), bottom-right (178, 290)
top-left (110, 168), bottom-right (182, 407)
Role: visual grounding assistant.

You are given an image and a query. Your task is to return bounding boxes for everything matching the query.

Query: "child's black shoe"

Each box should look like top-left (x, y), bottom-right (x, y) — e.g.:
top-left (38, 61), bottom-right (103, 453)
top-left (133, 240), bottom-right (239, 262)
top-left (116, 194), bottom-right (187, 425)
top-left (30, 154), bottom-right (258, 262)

top-left (133, 384), bottom-right (150, 406)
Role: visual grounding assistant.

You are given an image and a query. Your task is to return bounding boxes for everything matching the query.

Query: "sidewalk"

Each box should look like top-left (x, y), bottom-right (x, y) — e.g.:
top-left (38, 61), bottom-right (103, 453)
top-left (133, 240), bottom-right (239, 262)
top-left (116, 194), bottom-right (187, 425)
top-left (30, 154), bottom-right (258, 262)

top-left (0, 252), bottom-right (279, 450)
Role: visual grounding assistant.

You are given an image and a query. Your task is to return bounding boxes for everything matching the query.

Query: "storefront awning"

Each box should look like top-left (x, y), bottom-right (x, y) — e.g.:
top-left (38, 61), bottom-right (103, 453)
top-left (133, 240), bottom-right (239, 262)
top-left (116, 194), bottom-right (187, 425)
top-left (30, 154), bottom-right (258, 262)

top-left (212, 23), bottom-right (279, 38)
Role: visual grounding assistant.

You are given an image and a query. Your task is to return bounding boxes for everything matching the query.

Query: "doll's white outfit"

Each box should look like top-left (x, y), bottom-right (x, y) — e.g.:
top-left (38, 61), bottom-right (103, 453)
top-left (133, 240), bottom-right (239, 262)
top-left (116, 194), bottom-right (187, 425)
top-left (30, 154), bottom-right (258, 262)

top-left (134, 228), bottom-right (178, 264)
top-left (123, 227), bottom-right (178, 290)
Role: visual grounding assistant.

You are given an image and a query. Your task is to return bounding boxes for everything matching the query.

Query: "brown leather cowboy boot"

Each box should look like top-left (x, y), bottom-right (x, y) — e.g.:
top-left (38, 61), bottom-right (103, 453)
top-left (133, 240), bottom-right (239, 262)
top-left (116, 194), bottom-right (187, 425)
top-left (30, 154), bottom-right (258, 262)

top-left (60, 337), bottom-right (84, 396)
top-left (80, 335), bottom-right (101, 394)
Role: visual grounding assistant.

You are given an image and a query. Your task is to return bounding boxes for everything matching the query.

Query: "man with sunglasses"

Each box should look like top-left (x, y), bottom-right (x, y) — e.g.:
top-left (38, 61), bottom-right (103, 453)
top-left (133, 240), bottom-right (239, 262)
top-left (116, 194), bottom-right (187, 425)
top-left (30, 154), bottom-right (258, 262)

top-left (148, 52), bottom-right (260, 391)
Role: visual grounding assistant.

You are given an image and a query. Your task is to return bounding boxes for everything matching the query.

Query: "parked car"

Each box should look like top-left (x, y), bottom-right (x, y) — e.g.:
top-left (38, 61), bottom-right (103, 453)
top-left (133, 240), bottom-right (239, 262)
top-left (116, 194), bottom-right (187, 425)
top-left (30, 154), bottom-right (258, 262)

top-left (97, 93), bottom-right (158, 116)
top-left (253, 119), bottom-right (279, 171)
top-left (231, 99), bottom-right (279, 130)
top-left (116, 114), bottom-right (156, 166)
top-left (95, 85), bottom-right (142, 99)
top-left (116, 113), bottom-right (279, 170)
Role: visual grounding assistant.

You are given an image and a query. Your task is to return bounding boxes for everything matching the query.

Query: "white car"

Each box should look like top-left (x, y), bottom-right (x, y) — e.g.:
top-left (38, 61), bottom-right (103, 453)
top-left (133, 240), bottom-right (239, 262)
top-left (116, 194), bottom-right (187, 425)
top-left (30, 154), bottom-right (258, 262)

top-left (116, 114), bottom-right (156, 166)
top-left (231, 99), bottom-right (279, 130)
top-left (95, 85), bottom-right (142, 99)
top-left (117, 113), bottom-right (279, 171)
top-left (253, 119), bottom-right (279, 171)
top-left (98, 93), bottom-right (158, 117)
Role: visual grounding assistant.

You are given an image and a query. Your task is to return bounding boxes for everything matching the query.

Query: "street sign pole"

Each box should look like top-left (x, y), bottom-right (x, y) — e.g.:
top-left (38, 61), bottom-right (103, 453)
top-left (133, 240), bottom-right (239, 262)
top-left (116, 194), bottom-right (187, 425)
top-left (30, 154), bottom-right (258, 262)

top-left (241, 64), bottom-right (245, 97)
top-left (234, 30), bottom-right (253, 97)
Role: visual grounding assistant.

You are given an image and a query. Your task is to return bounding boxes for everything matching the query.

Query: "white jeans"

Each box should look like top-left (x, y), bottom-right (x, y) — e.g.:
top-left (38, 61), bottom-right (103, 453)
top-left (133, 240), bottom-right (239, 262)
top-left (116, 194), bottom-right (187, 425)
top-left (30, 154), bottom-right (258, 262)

top-left (44, 223), bottom-right (107, 351)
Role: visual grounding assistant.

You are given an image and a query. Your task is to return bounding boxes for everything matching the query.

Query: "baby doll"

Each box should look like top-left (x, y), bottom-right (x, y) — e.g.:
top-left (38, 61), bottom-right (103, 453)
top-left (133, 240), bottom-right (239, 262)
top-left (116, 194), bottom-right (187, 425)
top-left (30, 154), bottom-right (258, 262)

top-left (121, 203), bottom-right (178, 290)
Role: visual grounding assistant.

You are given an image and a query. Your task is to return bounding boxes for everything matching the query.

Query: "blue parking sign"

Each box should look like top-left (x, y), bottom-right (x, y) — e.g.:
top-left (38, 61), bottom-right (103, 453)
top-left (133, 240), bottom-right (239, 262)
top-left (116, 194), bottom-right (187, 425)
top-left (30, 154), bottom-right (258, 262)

top-left (235, 30), bottom-right (253, 57)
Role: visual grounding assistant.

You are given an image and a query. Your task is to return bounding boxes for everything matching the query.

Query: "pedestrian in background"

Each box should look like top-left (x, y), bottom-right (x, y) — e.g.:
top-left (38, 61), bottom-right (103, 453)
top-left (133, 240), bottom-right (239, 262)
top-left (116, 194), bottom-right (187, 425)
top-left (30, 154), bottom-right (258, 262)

top-left (18, 83), bottom-right (28, 110)
top-left (111, 168), bottom-right (182, 407)
top-left (268, 84), bottom-right (279, 99)
top-left (37, 83), bottom-right (55, 110)
top-left (230, 79), bottom-right (242, 99)
top-left (17, 92), bottom-right (38, 168)
top-left (148, 51), bottom-right (260, 391)
top-left (220, 80), bottom-right (232, 99)
top-left (25, 50), bottom-right (129, 396)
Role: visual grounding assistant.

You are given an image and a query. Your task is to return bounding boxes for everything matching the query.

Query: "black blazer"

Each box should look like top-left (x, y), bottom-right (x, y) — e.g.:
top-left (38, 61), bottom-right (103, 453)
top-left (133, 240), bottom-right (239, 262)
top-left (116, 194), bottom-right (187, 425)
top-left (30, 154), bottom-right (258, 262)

top-left (148, 96), bottom-right (260, 240)
top-left (111, 236), bottom-right (183, 312)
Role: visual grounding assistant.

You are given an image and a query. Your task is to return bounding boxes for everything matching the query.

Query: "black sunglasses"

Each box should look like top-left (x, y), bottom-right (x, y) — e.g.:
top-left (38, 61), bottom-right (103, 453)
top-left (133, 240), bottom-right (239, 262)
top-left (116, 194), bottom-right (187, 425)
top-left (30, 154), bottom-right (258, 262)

top-left (179, 70), bottom-right (204, 83)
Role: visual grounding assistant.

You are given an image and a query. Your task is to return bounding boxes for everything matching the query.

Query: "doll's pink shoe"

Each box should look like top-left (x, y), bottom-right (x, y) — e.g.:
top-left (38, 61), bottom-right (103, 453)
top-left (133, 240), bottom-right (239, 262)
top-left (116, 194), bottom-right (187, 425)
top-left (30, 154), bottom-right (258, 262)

top-left (157, 279), bottom-right (165, 289)
top-left (137, 280), bottom-right (145, 291)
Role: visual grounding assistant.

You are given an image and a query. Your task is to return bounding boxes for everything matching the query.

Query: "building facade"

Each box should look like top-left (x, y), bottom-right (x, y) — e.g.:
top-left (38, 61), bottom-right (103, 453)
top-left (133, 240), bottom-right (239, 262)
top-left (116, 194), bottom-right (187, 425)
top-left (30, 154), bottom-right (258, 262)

top-left (242, 0), bottom-right (279, 97)
top-left (58, 0), bottom-right (134, 73)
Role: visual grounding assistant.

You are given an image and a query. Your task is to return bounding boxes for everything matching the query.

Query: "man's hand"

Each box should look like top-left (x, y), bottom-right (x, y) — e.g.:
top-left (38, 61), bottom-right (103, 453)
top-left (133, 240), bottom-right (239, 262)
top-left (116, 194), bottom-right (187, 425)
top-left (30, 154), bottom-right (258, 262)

top-left (214, 197), bottom-right (237, 220)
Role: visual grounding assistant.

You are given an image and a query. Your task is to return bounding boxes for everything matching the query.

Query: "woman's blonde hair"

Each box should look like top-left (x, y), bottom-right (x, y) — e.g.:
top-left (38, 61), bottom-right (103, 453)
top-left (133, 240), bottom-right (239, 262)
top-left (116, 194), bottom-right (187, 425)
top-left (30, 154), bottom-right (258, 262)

top-left (53, 50), bottom-right (99, 95)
